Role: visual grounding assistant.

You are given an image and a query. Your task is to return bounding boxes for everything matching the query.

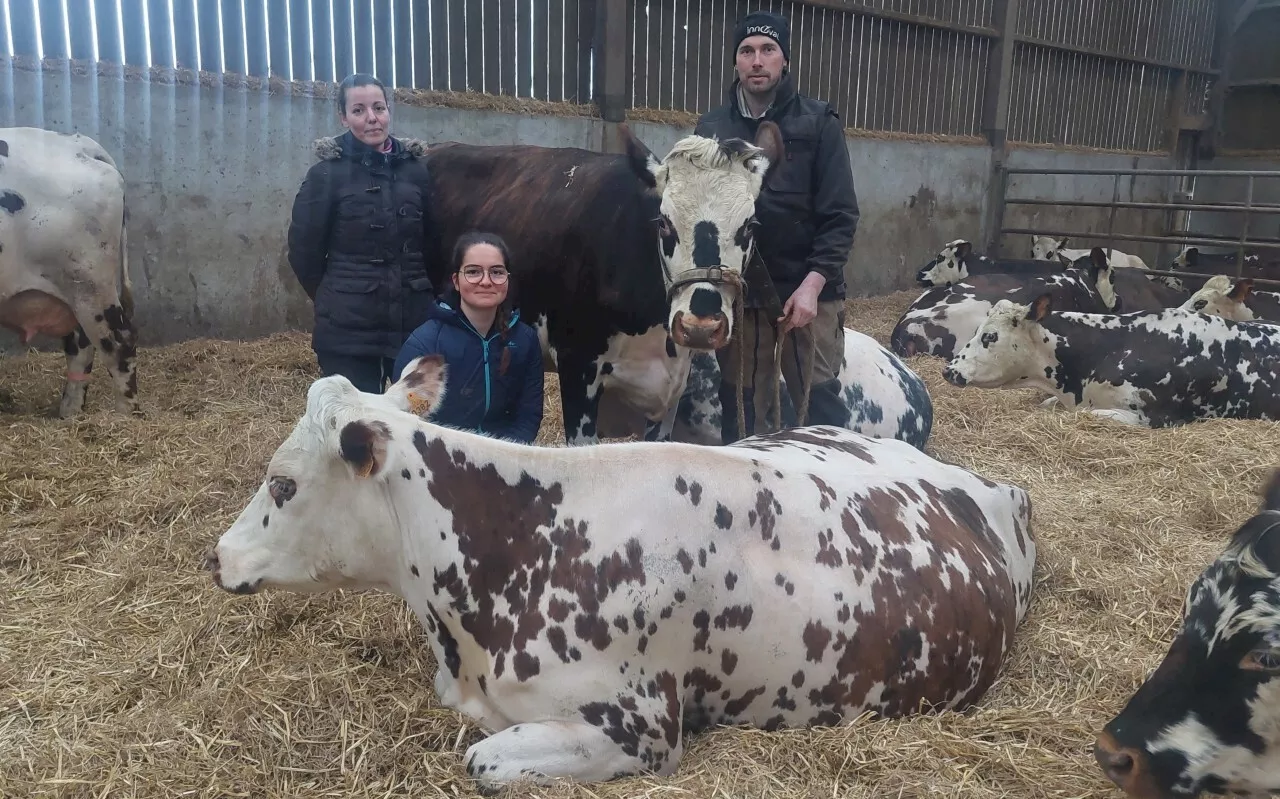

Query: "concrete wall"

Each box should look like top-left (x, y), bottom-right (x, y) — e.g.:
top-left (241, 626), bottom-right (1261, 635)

top-left (0, 59), bottom-right (1183, 347)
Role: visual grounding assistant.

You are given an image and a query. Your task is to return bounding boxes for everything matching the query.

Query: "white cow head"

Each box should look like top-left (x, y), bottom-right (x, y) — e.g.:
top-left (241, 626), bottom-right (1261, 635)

top-left (622, 122), bottom-right (783, 350)
top-left (205, 356), bottom-right (448, 595)
top-left (942, 295), bottom-right (1056, 390)
top-left (916, 240), bottom-right (974, 286)
top-left (1031, 235), bottom-right (1067, 261)
top-left (1181, 274), bottom-right (1257, 322)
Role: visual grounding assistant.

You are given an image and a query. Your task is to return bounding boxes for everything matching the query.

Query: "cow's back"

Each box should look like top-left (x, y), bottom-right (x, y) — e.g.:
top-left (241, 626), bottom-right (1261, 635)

top-left (652, 427), bottom-right (1036, 726)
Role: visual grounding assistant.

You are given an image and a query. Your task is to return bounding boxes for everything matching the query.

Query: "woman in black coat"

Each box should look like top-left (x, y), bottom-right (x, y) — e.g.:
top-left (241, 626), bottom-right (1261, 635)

top-left (287, 73), bottom-right (438, 393)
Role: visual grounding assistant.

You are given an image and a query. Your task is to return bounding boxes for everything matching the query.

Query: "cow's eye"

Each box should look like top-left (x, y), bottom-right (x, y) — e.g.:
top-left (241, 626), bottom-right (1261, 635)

top-left (269, 476), bottom-right (297, 504)
top-left (1194, 299), bottom-right (1207, 311)
top-left (1242, 647), bottom-right (1280, 672)
top-left (981, 332), bottom-right (997, 347)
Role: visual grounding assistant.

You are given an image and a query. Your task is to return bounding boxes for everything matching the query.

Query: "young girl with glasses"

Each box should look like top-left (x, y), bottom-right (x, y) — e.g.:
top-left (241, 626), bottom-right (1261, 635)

top-left (392, 231), bottom-right (545, 443)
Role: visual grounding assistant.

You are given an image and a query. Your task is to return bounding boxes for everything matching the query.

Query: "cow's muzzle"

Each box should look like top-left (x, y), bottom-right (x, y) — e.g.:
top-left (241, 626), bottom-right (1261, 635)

top-left (203, 547), bottom-right (261, 595)
top-left (671, 310), bottom-right (730, 350)
top-left (1094, 732), bottom-right (1170, 799)
top-left (916, 269), bottom-right (933, 286)
top-left (942, 366), bottom-right (967, 386)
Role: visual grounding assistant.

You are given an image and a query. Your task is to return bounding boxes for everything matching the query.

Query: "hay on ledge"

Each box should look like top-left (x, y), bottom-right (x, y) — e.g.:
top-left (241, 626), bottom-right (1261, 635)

top-left (2, 289), bottom-right (1277, 798)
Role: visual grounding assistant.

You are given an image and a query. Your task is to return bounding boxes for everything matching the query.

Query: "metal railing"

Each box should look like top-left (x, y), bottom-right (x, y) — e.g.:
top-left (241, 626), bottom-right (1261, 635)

top-left (987, 166), bottom-right (1280, 288)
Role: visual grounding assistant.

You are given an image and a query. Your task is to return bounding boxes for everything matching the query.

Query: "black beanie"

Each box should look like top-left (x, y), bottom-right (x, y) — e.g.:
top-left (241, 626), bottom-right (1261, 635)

top-left (732, 11), bottom-right (790, 62)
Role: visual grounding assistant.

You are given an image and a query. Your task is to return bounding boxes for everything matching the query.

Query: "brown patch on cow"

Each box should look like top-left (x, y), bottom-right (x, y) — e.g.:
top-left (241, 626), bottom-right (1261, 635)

top-left (548, 597), bottom-right (572, 622)
top-left (713, 605), bottom-right (752, 631)
top-left (419, 430), bottom-right (649, 676)
top-left (792, 670), bottom-right (805, 688)
top-left (692, 610), bottom-right (711, 652)
top-left (724, 571), bottom-right (737, 590)
top-left (689, 482), bottom-right (702, 506)
top-left (810, 474), bottom-right (837, 511)
top-left (512, 650), bottom-right (541, 681)
top-left (428, 606), bottom-right (462, 678)
top-left (675, 476), bottom-right (688, 495)
top-left (721, 648), bottom-right (738, 675)
top-left (714, 503), bottom-right (733, 529)
top-left (803, 621), bottom-right (832, 662)
top-left (547, 626), bottom-right (571, 662)
top-left (723, 686), bottom-right (767, 719)
top-left (799, 480), bottom-right (1020, 719)
top-left (816, 529), bottom-right (843, 568)
top-left (755, 488), bottom-right (780, 544)
top-left (410, 564), bottom-right (420, 577)
top-left (774, 428), bottom-right (877, 463)
top-left (677, 549), bottom-right (694, 574)
top-left (0, 139), bottom-right (8, 157)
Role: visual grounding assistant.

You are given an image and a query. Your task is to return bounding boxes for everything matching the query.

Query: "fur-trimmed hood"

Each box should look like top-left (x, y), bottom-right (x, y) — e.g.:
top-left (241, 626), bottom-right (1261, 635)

top-left (311, 131), bottom-right (430, 161)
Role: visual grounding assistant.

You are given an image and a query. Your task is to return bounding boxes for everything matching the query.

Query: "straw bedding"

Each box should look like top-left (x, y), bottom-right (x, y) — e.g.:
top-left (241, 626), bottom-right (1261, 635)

top-left (3, 289), bottom-right (1278, 798)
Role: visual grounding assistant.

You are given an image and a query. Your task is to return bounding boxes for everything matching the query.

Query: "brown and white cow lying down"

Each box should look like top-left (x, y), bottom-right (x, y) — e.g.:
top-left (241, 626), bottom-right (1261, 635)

top-left (1096, 468), bottom-right (1280, 799)
top-left (0, 126), bottom-right (139, 417)
top-left (207, 356), bottom-right (1037, 791)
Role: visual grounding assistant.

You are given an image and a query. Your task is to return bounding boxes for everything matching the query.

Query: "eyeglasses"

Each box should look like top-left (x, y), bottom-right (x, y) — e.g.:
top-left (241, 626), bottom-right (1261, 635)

top-left (459, 266), bottom-right (509, 284)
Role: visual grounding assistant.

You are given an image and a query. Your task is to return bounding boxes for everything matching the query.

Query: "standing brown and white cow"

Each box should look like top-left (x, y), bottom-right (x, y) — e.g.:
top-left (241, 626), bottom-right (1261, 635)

top-left (0, 126), bottom-right (139, 417)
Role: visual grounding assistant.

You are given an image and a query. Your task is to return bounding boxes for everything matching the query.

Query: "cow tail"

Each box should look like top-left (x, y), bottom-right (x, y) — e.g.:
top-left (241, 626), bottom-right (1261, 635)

top-left (119, 199), bottom-right (135, 319)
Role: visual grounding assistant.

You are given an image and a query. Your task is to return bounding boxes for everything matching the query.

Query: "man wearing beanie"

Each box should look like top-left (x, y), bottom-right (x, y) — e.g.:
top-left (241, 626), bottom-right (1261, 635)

top-left (695, 9), bottom-right (860, 443)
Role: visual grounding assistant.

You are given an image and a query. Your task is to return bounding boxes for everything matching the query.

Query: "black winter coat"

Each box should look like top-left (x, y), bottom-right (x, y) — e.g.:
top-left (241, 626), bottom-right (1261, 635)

top-left (694, 73), bottom-right (860, 305)
top-left (288, 130), bottom-right (438, 358)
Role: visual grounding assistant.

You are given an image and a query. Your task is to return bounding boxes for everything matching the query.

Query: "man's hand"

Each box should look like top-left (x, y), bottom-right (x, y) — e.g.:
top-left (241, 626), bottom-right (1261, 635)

top-left (779, 271), bottom-right (826, 333)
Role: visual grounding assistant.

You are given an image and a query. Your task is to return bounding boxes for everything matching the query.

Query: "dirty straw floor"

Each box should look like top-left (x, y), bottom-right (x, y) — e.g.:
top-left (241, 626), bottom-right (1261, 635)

top-left (3, 289), bottom-right (1278, 798)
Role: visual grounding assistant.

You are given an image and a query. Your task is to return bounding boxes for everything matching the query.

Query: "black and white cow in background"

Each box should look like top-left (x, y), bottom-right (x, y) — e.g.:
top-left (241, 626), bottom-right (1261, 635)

top-left (1096, 468), bottom-right (1280, 799)
top-left (422, 123), bottom-right (784, 445)
top-left (658, 326), bottom-right (934, 450)
top-left (915, 239), bottom-right (1067, 287)
top-left (942, 292), bottom-right (1280, 427)
top-left (0, 126), bottom-right (140, 417)
top-left (207, 355), bottom-right (1037, 792)
top-left (1030, 234), bottom-right (1149, 270)
top-left (891, 248), bottom-right (1122, 360)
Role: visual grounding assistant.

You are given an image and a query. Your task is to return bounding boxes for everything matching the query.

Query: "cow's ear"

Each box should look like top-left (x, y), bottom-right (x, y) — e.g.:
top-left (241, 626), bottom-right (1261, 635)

top-left (1185, 247), bottom-right (1200, 265)
top-left (339, 419), bottom-right (392, 479)
top-left (620, 123), bottom-right (661, 190)
top-left (1057, 237), bottom-right (1069, 250)
top-left (956, 241), bottom-right (972, 258)
top-left (1230, 278), bottom-right (1255, 302)
top-left (752, 121), bottom-right (784, 177)
top-left (1026, 293), bottom-right (1052, 322)
top-left (386, 354), bottom-right (448, 418)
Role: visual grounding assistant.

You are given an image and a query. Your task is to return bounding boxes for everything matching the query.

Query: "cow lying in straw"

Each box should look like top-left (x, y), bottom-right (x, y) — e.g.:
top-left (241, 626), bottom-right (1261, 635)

top-left (205, 355), bottom-right (1037, 791)
top-left (942, 293), bottom-right (1280, 427)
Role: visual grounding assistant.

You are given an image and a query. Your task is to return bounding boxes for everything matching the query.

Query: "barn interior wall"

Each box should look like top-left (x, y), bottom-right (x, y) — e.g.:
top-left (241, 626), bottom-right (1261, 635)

top-left (1, 61), bottom-right (1180, 347)
top-left (993, 148), bottom-right (1178, 268)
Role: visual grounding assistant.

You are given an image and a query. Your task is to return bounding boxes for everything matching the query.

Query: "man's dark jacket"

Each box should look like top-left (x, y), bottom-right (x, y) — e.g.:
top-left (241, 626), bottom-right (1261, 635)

top-left (694, 73), bottom-right (859, 305)
top-left (288, 130), bottom-right (438, 359)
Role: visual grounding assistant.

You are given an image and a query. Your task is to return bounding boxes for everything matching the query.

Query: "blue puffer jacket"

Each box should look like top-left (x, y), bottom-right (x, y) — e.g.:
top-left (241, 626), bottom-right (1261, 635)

top-left (392, 299), bottom-right (545, 443)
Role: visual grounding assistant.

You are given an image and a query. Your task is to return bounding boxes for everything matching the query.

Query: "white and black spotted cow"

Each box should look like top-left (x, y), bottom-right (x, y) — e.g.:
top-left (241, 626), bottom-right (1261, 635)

top-left (1179, 274), bottom-right (1280, 325)
top-left (942, 293), bottom-right (1280, 427)
top-left (1030, 234), bottom-right (1148, 270)
top-left (207, 355), bottom-right (1037, 791)
top-left (891, 249), bottom-right (1119, 360)
top-left (915, 239), bottom-right (1064, 287)
top-left (423, 123), bottom-right (783, 446)
top-left (664, 326), bottom-right (933, 450)
top-left (1096, 468), bottom-right (1280, 799)
top-left (0, 126), bottom-right (139, 416)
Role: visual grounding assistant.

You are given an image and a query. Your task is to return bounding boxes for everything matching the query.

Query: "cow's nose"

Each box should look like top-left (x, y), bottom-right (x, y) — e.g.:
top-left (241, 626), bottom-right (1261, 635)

top-left (942, 367), bottom-right (966, 386)
top-left (1094, 733), bottom-right (1146, 791)
top-left (203, 548), bottom-right (220, 573)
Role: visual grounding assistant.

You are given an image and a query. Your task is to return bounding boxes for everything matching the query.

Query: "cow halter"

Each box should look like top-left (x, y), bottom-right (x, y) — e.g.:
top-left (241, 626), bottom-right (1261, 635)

top-left (659, 215), bottom-right (758, 304)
